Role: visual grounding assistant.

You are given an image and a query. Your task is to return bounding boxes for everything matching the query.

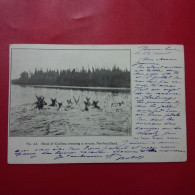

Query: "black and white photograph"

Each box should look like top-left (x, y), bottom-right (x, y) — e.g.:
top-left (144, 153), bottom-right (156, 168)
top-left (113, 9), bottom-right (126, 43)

top-left (9, 48), bottom-right (132, 137)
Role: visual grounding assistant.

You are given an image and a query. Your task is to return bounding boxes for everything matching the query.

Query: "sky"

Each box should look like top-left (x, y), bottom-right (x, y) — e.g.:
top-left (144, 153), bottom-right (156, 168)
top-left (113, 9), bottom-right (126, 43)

top-left (11, 49), bottom-right (131, 79)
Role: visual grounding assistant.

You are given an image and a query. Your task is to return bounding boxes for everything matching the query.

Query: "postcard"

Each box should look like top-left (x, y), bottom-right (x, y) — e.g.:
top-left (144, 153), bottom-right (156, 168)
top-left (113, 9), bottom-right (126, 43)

top-left (8, 44), bottom-right (186, 163)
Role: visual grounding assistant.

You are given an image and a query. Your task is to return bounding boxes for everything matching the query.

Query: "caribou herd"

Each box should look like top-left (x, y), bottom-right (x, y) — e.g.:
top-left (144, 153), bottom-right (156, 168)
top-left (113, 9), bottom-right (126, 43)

top-left (34, 95), bottom-right (102, 111)
top-left (34, 94), bottom-right (125, 112)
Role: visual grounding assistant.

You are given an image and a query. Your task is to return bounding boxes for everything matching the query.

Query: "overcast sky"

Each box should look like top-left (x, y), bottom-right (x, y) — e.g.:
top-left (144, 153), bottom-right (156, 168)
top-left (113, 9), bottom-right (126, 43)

top-left (11, 49), bottom-right (130, 79)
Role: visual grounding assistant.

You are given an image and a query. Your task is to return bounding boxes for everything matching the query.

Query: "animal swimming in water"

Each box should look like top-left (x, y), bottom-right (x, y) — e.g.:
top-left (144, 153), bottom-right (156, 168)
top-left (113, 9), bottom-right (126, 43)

top-left (118, 101), bottom-right (124, 106)
top-left (92, 101), bottom-right (101, 110)
top-left (58, 102), bottom-right (63, 109)
top-left (111, 101), bottom-right (125, 107)
top-left (67, 99), bottom-right (73, 105)
top-left (34, 95), bottom-right (47, 110)
top-left (50, 98), bottom-right (57, 107)
top-left (65, 99), bottom-right (73, 111)
top-left (84, 101), bottom-right (89, 111)
top-left (86, 97), bottom-right (91, 106)
top-left (73, 96), bottom-right (80, 104)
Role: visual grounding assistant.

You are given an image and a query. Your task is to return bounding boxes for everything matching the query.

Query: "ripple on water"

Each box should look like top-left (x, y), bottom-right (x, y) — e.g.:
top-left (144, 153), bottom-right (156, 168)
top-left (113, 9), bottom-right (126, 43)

top-left (10, 90), bottom-right (132, 136)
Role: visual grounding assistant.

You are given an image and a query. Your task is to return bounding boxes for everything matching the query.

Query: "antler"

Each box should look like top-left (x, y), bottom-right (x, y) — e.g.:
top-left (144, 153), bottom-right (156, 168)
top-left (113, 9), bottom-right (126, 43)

top-left (73, 96), bottom-right (76, 103)
top-left (36, 95), bottom-right (39, 100)
top-left (86, 97), bottom-right (90, 101)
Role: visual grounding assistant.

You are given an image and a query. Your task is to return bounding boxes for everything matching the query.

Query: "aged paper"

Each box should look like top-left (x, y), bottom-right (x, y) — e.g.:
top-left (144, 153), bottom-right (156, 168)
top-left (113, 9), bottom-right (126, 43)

top-left (8, 44), bottom-right (186, 163)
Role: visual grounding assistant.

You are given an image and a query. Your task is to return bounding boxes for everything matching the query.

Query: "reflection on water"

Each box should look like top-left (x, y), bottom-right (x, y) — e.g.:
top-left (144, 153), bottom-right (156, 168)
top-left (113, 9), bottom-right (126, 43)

top-left (10, 85), bottom-right (132, 136)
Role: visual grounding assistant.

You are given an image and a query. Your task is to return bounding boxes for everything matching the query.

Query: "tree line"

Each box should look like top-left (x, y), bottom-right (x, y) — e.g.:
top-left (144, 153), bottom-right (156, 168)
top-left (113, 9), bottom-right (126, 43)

top-left (12, 66), bottom-right (130, 88)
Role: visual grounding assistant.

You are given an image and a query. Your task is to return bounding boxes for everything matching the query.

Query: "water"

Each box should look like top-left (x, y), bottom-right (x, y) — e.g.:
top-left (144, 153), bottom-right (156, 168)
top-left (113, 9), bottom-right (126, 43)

top-left (10, 85), bottom-right (132, 137)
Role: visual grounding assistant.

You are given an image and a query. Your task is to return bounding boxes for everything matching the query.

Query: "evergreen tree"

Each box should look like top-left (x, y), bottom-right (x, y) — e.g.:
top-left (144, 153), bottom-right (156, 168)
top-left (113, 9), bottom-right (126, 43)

top-left (12, 66), bottom-right (130, 88)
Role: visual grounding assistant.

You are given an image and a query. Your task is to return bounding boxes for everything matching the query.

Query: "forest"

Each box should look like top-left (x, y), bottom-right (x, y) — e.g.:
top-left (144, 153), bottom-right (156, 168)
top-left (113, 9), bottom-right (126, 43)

top-left (12, 66), bottom-right (130, 88)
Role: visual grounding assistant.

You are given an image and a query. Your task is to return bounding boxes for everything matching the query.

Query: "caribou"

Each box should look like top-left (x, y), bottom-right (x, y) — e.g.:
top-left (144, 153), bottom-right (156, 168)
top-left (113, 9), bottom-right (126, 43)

top-left (50, 98), bottom-right (57, 107)
top-left (34, 95), bottom-right (47, 110)
top-left (58, 102), bottom-right (63, 109)
top-left (92, 101), bottom-right (101, 110)
top-left (84, 101), bottom-right (89, 111)
top-left (73, 96), bottom-right (80, 104)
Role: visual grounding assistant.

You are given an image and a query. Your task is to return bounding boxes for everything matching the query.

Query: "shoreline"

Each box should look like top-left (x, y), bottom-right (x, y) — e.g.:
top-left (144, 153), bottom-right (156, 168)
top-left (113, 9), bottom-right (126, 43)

top-left (12, 84), bottom-right (131, 92)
